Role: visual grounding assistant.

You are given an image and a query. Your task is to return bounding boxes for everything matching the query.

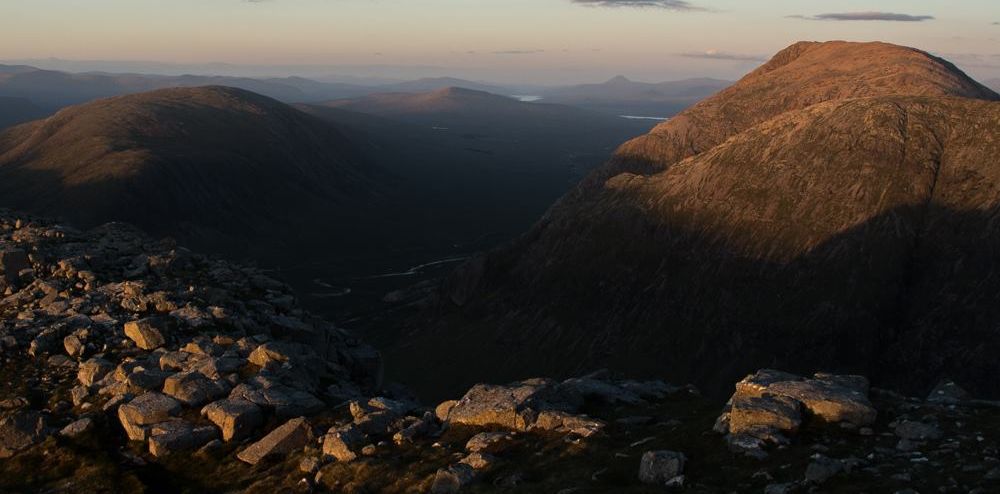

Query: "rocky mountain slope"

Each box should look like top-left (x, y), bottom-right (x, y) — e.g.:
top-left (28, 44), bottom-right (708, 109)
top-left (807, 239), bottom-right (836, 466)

top-left (399, 42), bottom-right (1000, 401)
top-left (0, 86), bottom-right (383, 259)
top-left (2, 209), bottom-right (999, 493)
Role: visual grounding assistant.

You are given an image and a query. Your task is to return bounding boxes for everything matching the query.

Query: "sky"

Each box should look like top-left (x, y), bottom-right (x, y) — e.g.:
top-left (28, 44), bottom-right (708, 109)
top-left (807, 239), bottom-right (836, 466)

top-left (2, 0), bottom-right (999, 85)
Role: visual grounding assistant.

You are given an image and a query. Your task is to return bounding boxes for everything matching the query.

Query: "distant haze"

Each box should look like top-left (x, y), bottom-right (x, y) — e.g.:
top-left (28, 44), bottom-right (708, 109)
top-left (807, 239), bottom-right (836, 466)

top-left (2, 0), bottom-right (999, 84)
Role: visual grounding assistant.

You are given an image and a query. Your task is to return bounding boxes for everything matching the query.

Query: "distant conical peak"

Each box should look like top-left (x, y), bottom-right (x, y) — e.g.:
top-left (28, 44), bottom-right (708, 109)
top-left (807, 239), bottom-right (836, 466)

top-left (607, 75), bottom-right (632, 84)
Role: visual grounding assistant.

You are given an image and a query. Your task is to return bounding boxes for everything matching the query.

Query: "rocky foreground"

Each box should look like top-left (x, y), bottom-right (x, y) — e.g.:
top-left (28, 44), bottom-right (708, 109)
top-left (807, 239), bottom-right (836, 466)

top-left (2, 211), bottom-right (1000, 493)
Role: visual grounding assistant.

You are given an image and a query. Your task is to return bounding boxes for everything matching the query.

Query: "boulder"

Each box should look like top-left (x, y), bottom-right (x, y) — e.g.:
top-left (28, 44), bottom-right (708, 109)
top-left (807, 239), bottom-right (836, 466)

top-left (118, 392), bottom-right (182, 441)
top-left (435, 400), bottom-right (458, 422)
top-left (322, 424), bottom-right (365, 462)
top-left (805, 456), bottom-right (843, 484)
top-left (446, 380), bottom-right (556, 430)
top-left (459, 452), bottom-right (496, 470)
top-left (431, 463), bottom-right (477, 494)
top-left (236, 417), bottom-right (313, 465)
top-left (78, 358), bottom-right (113, 387)
top-left (926, 380), bottom-right (970, 404)
top-left (124, 319), bottom-right (167, 350)
top-left (59, 417), bottom-right (95, 438)
top-left (465, 432), bottom-right (512, 454)
top-left (766, 379), bottom-right (876, 426)
top-left (163, 371), bottom-right (229, 407)
top-left (728, 394), bottom-right (802, 438)
top-left (0, 410), bottom-right (48, 458)
top-left (148, 420), bottom-right (219, 457)
top-left (638, 450), bottom-right (686, 485)
top-left (202, 399), bottom-right (264, 442)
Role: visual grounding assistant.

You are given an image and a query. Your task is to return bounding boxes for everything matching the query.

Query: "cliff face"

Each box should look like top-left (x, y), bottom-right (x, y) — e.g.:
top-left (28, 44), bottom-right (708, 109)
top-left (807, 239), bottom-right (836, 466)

top-left (409, 42), bottom-right (1000, 399)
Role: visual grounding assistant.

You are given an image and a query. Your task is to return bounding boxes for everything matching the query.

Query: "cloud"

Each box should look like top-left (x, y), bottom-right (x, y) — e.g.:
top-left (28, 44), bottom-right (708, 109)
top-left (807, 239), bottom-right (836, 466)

top-left (570, 0), bottom-right (704, 10)
top-left (677, 50), bottom-right (766, 62)
top-left (492, 50), bottom-right (546, 55)
top-left (789, 12), bottom-right (935, 22)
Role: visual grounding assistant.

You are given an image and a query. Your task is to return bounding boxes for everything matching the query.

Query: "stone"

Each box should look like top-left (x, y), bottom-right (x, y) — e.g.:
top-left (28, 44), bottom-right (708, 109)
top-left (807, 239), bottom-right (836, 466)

top-left (322, 424), bottom-right (365, 462)
top-left (59, 417), bottom-right (95, 438)
top-left (728, 394), bottom-right (802, 437)
top-left (393, 413), bottom-right (437, 445)
top-left (805, 456), bottom-right (843, 484)
top-left (76, 358), bottom-right (114, 386)
top-left (532, 410), bottom-right (606, 437)
top-left (435, 400), bottom-right (458, 422)
top-left (638, 450), bottom-right (686, 485)
top-left (124, 319), bottom-right (167, 350)
top-left (118, 392), bottom-right (181, 441)
top-left (431, 463), bottom-right (477, 494)
top-left (926, 380), bottom-right (970, 404)
top-left (299, 456), bottom-right (321, 474)
top-left (446, 381), bottom-right (555, 430)
top-left (63, 334), bottom-right (85, 358)
top-left (766, 379), bottom-right (876, 427)
top-left (248, 342), bottom-right (297, 368)
top-left (894, 421), bottom-right (942, 441)
top-left (202, 399), bottom-right (264, 441)
top-left (237, 417), bottom-right (313, 465)
top-left (163, 371), bottom-right (229, 407)
top-left (465, 432), bottom-right (511, 454)
top-left (0, 410), bottom-right (48, 458)
top-left (460, 452), bottom-right (496, 470)
top-left (148, 421), bottom-right (219, 457)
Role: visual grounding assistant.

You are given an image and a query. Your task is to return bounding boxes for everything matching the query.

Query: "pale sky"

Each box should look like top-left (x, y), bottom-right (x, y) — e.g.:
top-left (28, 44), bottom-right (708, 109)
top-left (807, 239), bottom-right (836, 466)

top-left (2, 0), bottom-right (999, 84)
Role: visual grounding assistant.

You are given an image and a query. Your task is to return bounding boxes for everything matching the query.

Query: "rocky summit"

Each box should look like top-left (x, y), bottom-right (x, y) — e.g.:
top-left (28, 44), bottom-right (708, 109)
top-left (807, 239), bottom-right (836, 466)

top-left (1, 213), bottom-right (1000, 493)
top-left (400, 41), bottom-right (1000, 401)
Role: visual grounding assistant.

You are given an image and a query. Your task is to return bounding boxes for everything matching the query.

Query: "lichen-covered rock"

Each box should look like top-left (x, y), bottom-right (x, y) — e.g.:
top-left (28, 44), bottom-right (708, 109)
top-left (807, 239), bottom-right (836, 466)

top-left (148, 420), bottom-right (219, 457)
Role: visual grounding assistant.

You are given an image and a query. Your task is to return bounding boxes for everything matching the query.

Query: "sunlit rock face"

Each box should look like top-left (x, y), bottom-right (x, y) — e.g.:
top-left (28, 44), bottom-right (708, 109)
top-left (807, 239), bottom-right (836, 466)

top-left (408, 42), bottom-right (1000, 400)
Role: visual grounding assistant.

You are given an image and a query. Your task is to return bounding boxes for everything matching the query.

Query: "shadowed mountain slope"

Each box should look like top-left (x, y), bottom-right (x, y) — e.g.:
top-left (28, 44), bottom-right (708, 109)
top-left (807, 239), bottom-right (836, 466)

top-left (0, 96), bottom-right (47, 129)
top-left (401, 42), bottom-right (1000, 401)
top-left (0, 86), bottom-right (381, 258)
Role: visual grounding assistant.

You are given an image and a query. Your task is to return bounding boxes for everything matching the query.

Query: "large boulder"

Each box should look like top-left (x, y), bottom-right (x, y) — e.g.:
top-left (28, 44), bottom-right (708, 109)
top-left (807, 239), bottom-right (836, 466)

top-left (162, 371), bottom-right (229, 407)
top-left (717, 370), bottom-right (877, 457)
top-left (147, 420), bottom-right (219, 457)
top-left (237, 417), bottom-right (313, 465)
top-left (202, 399), bottom-right (264, 442)
top-left (118, 392), bottom-right (182, 441)
top-left (446, 379), bottom-right (560, 430)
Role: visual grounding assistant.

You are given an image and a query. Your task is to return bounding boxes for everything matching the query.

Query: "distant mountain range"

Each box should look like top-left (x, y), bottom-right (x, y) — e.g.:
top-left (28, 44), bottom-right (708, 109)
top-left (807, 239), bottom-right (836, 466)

top-left (403, 41), bottom-right (1000, 401)
top-left (539, 75), bottom-right (731, 116)
top-left (0, 96), bottom-right (47, 129)
top-left (0, 63), bottom-right (732, 131)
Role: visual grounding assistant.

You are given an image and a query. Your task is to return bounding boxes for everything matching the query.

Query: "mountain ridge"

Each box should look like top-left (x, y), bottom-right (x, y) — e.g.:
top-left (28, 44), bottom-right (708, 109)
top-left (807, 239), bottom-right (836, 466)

top-left (399, 41), bottom-right (1000, 401)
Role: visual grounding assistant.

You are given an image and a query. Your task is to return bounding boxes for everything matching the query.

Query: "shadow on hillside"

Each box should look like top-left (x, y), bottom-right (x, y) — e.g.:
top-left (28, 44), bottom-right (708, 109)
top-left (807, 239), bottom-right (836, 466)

top-left (396, 195), bottom-right (1000, 402)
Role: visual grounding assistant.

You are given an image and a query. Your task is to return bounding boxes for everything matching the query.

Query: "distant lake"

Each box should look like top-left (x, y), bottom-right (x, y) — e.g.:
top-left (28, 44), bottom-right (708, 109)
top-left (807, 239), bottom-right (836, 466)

top-left (619, 115), bottom-right (669, 121)
top-left (512, 95), bottom-right (543, 102)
